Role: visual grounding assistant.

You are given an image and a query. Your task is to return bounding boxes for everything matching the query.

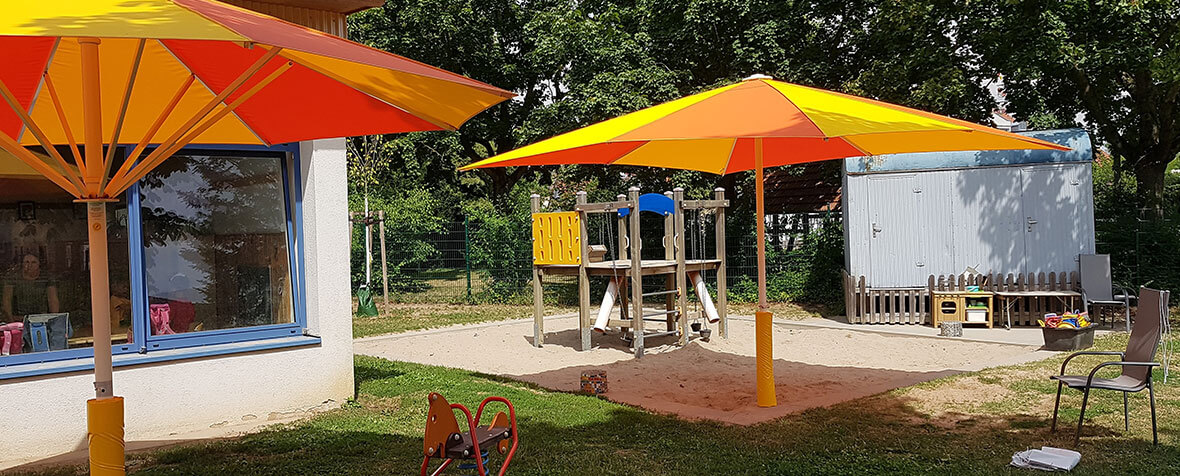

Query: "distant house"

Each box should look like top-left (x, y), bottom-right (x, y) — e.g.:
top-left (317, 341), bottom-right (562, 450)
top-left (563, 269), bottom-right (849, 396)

top-left (0, 0), bottom-right (382, 468)
top-left (989, 76), bottom-right (1028, 132)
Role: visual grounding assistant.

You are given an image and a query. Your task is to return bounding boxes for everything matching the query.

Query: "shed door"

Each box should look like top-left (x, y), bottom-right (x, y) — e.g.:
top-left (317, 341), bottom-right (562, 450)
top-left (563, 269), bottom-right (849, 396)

top-left (867, 174), bottom-right (922, 287)
top-left (1021, 166), bottom-right (1093, 275)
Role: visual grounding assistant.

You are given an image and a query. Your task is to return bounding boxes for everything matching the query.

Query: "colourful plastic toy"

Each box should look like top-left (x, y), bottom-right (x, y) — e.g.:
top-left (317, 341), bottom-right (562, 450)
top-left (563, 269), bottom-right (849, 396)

top-left (421, 393), bottom-right (518, 476)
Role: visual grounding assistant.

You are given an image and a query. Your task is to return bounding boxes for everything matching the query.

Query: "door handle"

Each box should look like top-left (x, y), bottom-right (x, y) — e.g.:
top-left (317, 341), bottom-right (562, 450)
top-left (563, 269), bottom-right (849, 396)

top-left (872, 222), bottom-right (882, 238)
top-left (1026, 217), bottom-right (1037, 232)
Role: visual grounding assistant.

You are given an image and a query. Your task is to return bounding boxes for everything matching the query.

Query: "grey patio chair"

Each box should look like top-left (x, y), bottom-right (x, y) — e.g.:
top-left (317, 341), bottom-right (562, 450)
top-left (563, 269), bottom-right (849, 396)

top-left (1050, 287), bottom-right (1168, 446)
top-left (1079, 254), bottom-right (1135, 332)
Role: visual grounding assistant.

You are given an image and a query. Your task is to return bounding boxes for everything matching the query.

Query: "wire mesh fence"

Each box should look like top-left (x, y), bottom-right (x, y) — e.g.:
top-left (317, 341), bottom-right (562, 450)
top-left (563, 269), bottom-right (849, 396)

top-left (350, 211), bottom-right (842, 306)
top-left (351, 208), bottom-right (1180, 308)
top-left (1096, 213), bottom-right (1180, 296)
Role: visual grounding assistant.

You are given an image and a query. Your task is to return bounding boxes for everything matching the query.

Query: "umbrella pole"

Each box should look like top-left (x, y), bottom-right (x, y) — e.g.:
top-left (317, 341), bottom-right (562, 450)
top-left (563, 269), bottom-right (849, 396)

top-left (79, 37), bottom-right (125, 476)
top-left (754, 138), bottom-right (776, 407)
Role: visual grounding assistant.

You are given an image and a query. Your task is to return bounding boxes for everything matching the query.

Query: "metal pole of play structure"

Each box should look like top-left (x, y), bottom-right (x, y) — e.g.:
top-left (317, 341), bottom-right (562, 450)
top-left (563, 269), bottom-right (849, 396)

top-left (754, 137), bottom-right (777, 408)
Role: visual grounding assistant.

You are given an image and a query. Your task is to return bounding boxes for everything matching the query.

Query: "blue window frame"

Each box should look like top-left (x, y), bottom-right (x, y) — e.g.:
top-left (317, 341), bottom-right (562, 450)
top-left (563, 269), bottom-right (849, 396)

top-left (0, 143), bottom-right (310, 375)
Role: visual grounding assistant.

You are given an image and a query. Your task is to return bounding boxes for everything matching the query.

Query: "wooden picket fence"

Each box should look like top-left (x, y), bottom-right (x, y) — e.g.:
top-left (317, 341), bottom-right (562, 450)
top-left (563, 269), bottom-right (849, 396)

top-left (844, 271), bottom-right (1080, 325)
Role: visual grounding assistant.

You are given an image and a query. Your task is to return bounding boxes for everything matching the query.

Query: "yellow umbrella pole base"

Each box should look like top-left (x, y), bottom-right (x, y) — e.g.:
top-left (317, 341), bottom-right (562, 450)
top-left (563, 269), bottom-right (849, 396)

top-left (755, 311), bottom-right (777, 407)
top-left (88, 396), bottom-right (125, 476)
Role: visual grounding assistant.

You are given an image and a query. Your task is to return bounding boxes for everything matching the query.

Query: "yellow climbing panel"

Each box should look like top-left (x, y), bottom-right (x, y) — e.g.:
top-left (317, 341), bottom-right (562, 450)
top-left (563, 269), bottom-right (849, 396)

top-left (532, 212), bottom-right (581, 265)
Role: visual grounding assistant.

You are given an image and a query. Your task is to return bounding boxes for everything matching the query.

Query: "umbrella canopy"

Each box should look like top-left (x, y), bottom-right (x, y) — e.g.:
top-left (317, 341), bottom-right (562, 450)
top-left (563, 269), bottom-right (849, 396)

top-left (0, 2), bottom-right (511, 474)
top-left (1, 0), bottom-right (513, 199)
top-left (461, 75), bottom-right (1068, 409)
top-left (461, 75), bottom-right (1066, 172)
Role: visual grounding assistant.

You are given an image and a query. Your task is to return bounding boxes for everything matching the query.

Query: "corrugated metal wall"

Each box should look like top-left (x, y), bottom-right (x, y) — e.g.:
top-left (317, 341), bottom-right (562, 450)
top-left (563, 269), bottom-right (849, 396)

top-left (845, 162), bottom-right (1095, 287)
top-left (224, 1), bottom-right (349, 36)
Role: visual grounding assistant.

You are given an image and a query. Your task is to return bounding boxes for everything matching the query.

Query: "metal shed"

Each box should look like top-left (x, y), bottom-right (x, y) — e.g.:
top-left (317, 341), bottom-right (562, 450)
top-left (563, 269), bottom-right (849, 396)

top-left (842, 128), bottom-right (1095, 324)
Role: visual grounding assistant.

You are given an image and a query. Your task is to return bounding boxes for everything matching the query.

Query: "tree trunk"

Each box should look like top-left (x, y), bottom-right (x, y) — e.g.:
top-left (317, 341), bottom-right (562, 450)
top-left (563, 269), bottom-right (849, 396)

top-left (1133, 151), bottom-right (1171, 215)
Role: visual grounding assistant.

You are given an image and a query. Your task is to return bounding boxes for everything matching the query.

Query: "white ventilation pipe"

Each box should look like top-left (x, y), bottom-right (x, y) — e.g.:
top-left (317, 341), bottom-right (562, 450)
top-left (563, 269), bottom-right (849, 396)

top-left (689, 271), bottom-right (720, 323)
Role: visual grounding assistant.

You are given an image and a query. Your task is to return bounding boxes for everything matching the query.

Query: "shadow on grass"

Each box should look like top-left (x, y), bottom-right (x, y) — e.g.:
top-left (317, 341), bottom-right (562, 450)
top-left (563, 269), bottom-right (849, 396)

top-left (8, 356), bottom-right (1180, 476)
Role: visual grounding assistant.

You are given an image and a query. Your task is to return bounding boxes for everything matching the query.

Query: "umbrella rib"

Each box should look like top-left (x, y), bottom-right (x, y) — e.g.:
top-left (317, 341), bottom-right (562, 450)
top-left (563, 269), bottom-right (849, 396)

top-left (109, 72), bottom-right (196, 191)
top-left (138, 61), bottom-right (292, 174)
top-left (42, 74), bottom-right (87, 190)
top-left (106, 54), bottom-right (289, 196)
top-left (99, 39), bottom-right (146, 194)
top-left (0, 75), bottom-right (87, 196)
top-left (16, 38), bottom-right (59, 145)
top-left (0, 130), bottom-right (81, 195)
top-left (720, 138), bottom-right (738, 175)
top-left (105, 45), bottom-right (283, 196)
top-left (156, 39), bottom-right (271, 147)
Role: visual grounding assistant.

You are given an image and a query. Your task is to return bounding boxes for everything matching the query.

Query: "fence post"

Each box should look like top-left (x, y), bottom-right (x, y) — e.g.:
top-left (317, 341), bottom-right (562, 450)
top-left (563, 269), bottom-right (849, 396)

top-left (464, 215), bottom-right (473, 304)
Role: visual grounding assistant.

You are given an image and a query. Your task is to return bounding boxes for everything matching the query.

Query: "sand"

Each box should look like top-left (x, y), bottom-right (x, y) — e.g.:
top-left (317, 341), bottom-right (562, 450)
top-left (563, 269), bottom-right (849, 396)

top-left (354, 314), bottom-right (1052, 425)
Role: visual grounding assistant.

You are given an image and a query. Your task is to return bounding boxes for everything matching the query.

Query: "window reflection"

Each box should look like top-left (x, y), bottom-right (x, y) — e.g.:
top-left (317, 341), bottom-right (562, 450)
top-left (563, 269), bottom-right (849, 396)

top-left (0, 149), bottom-right (130, 356)
top-left (140, 153), bottom-right (293, 335)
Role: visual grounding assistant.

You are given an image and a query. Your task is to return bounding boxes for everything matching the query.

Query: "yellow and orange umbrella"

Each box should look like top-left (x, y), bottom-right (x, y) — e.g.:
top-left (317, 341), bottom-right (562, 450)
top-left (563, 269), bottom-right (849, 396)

top-left (463, 75), bottom-right (1067, 408)
top-left (0, 2), bottom-right (511, 473)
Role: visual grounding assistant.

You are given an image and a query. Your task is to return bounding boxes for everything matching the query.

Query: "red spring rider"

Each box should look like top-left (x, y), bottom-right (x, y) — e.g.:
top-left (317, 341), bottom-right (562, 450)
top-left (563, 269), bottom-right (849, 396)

top-left (421, 393), bottom-right (518, 476)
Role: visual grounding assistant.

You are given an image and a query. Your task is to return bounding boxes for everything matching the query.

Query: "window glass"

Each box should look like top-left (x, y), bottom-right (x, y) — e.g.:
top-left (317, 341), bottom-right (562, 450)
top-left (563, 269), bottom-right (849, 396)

top-left (0, 150), bottom-right (131, 357)
top-left (140, 153), bottom-right (293, 335)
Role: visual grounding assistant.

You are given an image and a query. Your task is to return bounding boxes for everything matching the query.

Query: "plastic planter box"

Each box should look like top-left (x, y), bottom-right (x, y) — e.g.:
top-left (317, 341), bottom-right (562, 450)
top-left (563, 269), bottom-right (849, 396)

top-left (1041, 326), bottom-right (1095, 351)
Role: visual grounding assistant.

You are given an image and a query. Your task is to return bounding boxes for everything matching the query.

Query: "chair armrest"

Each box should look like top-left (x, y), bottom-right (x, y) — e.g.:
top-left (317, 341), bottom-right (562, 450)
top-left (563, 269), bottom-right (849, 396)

top-left (1086, 361), bottom-right (1161, 387)
top-left (1114, 286), bottom-right (1135, 304)
top-left (1060, 351), bottom-right (1125, 375)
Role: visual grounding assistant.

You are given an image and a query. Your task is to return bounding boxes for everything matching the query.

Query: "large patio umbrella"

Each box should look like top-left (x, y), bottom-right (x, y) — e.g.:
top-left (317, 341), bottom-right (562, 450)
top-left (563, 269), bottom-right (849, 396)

top-left (461, 74), bottom-right (1067, 408)
top-left (0, 1), bottom-right (512, 473)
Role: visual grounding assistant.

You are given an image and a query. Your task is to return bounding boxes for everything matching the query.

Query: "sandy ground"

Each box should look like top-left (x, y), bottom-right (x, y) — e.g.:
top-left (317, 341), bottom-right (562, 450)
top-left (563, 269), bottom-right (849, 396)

top-left (355, 314), bottom-right (1054, 425)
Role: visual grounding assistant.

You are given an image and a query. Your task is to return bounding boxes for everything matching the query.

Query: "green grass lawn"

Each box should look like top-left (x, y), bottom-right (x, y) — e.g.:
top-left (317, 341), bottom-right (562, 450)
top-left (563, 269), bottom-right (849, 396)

top-left (352, 303), bottom-right (576, 338)
top-left (14, 333), bottom-right (1180, 475)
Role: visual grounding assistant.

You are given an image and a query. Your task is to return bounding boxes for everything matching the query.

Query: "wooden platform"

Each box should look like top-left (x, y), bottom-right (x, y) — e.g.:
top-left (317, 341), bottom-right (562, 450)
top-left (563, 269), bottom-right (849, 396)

top-left (538, 259), bottom-right (721, 277)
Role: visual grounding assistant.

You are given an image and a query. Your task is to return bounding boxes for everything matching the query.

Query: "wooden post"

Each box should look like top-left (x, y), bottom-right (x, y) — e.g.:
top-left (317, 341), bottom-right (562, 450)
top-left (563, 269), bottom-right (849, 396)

top-left (714, 187), bottom-right (728, 339)
top-left (530, 194), bottom-right (544, 347)
top-left (378, 210), bottom-right (389, 309)
top-left (364, 203), bottom-right (372, 285)
top-left (577, 191), bottom-right (591, 351)
top-left (673, 188), bottom-right (688, 346)
top-left (663, 191), bottom-right (675, 332)
top-left (628, 187), bottom-right (644, 358)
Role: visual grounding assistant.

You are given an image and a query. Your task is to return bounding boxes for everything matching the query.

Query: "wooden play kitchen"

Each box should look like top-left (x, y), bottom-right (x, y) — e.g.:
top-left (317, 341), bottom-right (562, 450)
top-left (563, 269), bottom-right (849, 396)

top-left (530, 186), bottom-right (729, 357)
top-left (931, 290), bottom-right (994, 328)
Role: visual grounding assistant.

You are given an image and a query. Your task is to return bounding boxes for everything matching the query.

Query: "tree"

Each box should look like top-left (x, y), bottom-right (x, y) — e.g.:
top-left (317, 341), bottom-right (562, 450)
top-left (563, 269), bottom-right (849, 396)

top-left (348, 0), bottom-right (678, 201)
top-left (968, 0), bottom-right (1180, 211)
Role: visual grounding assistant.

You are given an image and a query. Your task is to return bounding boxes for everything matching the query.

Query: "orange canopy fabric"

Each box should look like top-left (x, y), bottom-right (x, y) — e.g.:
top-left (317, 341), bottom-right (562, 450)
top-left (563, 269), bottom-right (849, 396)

top-left (462, 77), bottom-right (1067, 173)
top-left (0, 0), bottom-right (514, 198)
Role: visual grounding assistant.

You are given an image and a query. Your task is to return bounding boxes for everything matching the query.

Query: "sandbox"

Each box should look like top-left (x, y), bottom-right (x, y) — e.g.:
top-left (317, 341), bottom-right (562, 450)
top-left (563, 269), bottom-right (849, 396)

top-left (354, 314), bottom-right (1052, 425)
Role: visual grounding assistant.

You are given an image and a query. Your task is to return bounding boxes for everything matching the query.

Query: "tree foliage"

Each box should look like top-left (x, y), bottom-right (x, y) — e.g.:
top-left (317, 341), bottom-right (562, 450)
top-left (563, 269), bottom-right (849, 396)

top-left (967, 0), bottom-right (1180, 211)
top-left (343, 0), bottom-right (1180, 304)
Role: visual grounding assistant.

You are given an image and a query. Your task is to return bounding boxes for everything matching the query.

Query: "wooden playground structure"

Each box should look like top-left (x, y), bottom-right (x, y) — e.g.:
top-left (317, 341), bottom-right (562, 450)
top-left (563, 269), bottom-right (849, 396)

top-left (530, 186), bottom-right (729, 357)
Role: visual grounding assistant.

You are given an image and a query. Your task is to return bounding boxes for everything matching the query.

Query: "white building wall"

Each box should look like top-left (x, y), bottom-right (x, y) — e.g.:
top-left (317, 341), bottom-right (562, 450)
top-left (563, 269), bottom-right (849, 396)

top-left (845, 162), bottom-right (1095, 288)
top-left (0, 140), bottom-right (354, 468)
